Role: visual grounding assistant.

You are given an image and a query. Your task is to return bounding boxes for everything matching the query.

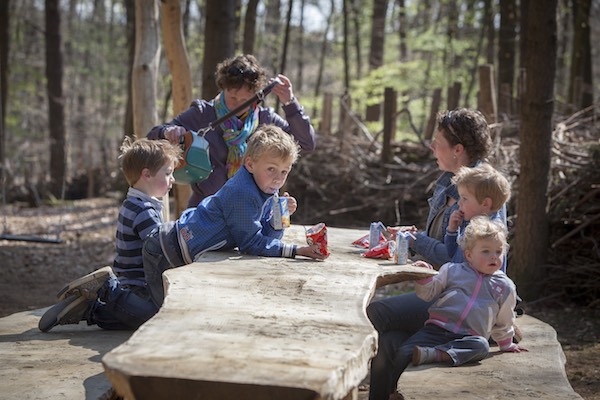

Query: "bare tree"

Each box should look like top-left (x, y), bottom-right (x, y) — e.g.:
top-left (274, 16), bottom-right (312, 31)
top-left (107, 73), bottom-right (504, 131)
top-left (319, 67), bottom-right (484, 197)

top-left (296, 0), bottom-right (305, 91)
top-left (365, 0), bottom-right (388, 121)
top-left (568, 0), bottom-right (593, 109)
top-left (280, 0), bottom-right (294, 75)
top-left (45, 0), bottom-right (67, 199)
top-left (160, 0), bottom-right (193, 217)
top-left (243, 0), bottom-right (259, 54)
top-left (484, 0), bottom-right (495, 64)
top-left (350, 0), bottom-right (363, 77)
top-left (123, 0), bottom-right (135, 137)
top-left (0, 0), bottom-right (9, 202)
top-left (498, 0), bottom-right (517, 116)
top-left (397, 0), bottom-right (407, 61)
top-left (313, 0), bottom-right (335, 116)
top-left (132, 0), bottom-right (160, 137)
top-left (202, 0), bottom-right (236, 99)
top-left (513, 0), bottom-right (558, 300)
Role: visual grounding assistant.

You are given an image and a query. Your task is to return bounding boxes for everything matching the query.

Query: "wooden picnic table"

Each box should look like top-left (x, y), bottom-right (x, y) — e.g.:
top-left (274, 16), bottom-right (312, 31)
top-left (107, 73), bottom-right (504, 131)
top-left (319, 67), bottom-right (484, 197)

top-left (102, 225), bottom-right (436, 400)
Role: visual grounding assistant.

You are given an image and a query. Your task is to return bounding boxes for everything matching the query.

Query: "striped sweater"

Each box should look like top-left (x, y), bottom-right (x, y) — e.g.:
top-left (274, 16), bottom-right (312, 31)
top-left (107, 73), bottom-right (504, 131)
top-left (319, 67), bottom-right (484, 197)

top-left (113, 188), bottom-right (164, 286)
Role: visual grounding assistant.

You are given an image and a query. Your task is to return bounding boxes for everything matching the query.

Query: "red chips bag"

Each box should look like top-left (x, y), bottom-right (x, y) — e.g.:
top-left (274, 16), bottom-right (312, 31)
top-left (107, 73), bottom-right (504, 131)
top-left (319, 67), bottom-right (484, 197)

top-left (362, 240), bottom-right (396, 259)
top-left (352, 233), bottom-right (370, 248)
top-left (306, 223), bottom-right (330, 256)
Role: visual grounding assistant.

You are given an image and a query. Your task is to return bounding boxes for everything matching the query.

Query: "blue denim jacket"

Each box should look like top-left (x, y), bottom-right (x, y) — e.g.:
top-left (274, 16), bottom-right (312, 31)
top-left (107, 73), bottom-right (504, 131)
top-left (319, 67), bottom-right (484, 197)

top-left (412, 169), bottom-right (508, 269)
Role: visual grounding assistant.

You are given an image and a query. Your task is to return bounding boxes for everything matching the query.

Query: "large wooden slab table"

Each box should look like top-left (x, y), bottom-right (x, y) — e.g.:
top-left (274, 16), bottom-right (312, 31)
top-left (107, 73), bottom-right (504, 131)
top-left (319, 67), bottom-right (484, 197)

top-left (102, 225), bottom-right (436, 400)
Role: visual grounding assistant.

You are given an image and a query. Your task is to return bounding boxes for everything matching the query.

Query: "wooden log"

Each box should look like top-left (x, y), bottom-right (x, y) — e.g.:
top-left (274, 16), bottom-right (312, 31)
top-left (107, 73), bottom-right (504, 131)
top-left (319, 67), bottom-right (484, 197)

top-left (102, 226), bottom-right (437, 400)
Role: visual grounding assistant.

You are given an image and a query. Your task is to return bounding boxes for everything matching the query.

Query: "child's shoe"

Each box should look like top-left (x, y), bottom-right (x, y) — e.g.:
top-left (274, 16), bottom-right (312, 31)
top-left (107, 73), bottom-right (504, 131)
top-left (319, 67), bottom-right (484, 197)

top-left (56, 266), bottom-right (115, 300)
top-left (38, 295), bottom-right (94, 332)
top-left (412, 346), bottom-right (438, 366)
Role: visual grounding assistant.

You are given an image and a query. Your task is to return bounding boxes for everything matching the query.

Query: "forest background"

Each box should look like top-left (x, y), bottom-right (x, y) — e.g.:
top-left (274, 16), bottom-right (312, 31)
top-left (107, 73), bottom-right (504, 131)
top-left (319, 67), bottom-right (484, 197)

top-left (0, 0), bottom-right (599, 397)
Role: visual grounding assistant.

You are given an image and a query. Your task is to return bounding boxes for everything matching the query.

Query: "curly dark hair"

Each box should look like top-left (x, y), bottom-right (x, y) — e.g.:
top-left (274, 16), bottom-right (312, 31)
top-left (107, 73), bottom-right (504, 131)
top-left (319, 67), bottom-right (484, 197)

top-left (436, 108), bottom-right (492, 163)
top-left (214, 54), bottom-right (267, 92)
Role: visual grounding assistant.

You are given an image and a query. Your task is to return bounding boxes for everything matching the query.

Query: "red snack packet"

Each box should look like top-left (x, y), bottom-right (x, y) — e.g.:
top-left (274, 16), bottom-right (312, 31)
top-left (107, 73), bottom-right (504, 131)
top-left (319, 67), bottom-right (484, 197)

top-left (306, 223), bottom-right (330, 256)
top-left (352, 233), bottom-right (370, 248)
top-left (353, 231), bottom-right (387, 249)
top-left (362, 240), bottom-right (396, 259)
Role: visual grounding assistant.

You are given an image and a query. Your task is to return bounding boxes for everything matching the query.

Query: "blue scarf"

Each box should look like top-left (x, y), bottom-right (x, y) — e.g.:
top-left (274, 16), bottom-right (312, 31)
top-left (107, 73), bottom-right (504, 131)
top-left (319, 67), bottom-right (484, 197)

top-left (213, 93), bottom-right (259, 178)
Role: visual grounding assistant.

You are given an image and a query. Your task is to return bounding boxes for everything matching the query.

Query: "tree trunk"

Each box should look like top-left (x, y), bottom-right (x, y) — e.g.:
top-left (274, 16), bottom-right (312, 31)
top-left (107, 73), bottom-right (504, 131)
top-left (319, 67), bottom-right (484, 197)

top-left (243, 0), bottom-right (259, 54)
top-left (0, 0), bottom-right (9, 198)
top-left (160, 0), bottom-right (193, 218)
top-left (568, 0), bottom-right (593, 109)
top-left (45, 0), bottom-right (67, 199)
top-left (264, 0), bottom-right (282, 74)
top-left (513, 0), bottom-right (557, 300)
top-left (397, 0), bottom-right (407, 61)
top-left (484, 0), bottom-right (495, 64)
top-left (132, 0), bottom-right (159, 137)
top-left (313, 0), bottom-right (335, 117)
top-left (296, 0), bottom-right (305, 91)
top-left (280, 0), bottom-right (293, 75)
top-left (342, 0), bottom-right (350, 92)
top-left (202, 0), bottom-right (235, 99)
top-left (123, 0), bottom-right (135, 137)
top-left (366, 0), bottom-right (387, 122)
top-left (350, 0), bottom-right (362, 77)
top-left (498, 0), bottom-right (517, 117)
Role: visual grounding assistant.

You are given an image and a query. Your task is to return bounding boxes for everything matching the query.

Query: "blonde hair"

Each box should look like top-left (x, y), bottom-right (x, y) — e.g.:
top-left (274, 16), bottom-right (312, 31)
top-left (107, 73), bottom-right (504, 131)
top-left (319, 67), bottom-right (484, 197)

top-left (452, 163), bottom-right (511, 212)
top-left (244, 125), bottom-right (300, 164)
top-left (458, 216), bottom-right (508, 254)
top-left (119, 137), bottom-right (182, 186)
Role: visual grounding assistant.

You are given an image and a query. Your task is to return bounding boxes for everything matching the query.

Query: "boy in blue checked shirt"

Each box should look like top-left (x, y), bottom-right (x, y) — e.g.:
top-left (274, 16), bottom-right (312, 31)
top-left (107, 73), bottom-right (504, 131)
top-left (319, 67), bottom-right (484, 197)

top-left (142, 124), bottom-right (327, 307)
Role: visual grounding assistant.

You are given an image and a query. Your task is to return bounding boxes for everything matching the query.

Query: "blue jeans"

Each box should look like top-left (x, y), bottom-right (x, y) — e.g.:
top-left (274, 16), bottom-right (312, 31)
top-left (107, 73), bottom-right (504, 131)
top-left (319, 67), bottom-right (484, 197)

top-left (142, 226), bottom-right (182, 308)
top-left (368, 323), bottom-right (489, 400)
top-left (366, 293), bottom-right (489, 400)
top-left (90, 282), bottom-right (158, 330)
top-left (367, 292), bottom-right (431, 400)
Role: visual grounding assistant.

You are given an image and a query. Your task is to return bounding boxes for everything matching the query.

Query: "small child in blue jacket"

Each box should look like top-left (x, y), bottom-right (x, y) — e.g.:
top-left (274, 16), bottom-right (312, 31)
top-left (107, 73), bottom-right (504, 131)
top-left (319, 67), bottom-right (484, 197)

top-left (142, 124), bottom-right (327, 307)
top-left (444, 163), bottom-right (510, 269)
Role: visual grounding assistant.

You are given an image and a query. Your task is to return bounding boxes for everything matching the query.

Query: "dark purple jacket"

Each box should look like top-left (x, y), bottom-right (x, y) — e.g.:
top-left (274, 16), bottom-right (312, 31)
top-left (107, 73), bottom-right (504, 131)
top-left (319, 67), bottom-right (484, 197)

top-left (147, 98), bottom-right (316, 207)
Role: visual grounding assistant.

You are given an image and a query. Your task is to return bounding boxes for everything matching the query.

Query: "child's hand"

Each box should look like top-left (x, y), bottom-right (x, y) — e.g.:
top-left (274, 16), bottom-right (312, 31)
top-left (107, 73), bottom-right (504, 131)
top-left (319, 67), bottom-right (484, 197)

top-left (502, 343), bottom-right (528, 353)
top-left (282, 192), bottom-right (297, 215)
top-left (448, 210), bottom-right (463, 232)
top-left (413, 260), bottom-right (434, 270)
top-left (386, 225), bottom-right (417, 239)
top-left (296, 245), bottom-right (328, 260)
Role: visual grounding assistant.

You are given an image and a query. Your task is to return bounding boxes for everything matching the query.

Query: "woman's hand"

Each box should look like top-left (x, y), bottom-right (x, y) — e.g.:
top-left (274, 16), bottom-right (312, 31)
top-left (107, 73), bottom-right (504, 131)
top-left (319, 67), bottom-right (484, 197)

top-left (282, 192), bottom-right (297, 215)
top-left (296, 245), bottom-right (328, 260)
top-left (271, 74), bottom-right (294, 105)
top-left (164, 125), bottom-right (186, 144)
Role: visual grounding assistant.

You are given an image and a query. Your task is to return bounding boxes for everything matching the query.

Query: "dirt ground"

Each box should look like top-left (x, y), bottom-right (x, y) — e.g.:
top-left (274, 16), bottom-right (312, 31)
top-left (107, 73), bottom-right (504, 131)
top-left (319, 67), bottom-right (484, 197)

top-left (0, 197), bottom-right (598, 399)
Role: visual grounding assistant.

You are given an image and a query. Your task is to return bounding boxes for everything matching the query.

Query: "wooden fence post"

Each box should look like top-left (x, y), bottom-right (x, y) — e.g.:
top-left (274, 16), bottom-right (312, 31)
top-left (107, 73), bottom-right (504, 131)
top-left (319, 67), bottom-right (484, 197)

top-left (382, 87), bottom-right (397, 171)
top-left (424, 88), bottom-right (442, 141)
top-left (478, 64), bottom-right (498, 127)
top-left (447, 81), bottom-right (462, 111)
top-left (320, 92), bottom-right (333, 135)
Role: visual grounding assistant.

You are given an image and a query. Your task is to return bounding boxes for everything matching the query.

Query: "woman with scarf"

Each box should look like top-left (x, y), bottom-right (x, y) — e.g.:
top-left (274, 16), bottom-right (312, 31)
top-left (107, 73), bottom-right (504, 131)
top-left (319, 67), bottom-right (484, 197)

top-left (147, 54), bottom-right (316, 208)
